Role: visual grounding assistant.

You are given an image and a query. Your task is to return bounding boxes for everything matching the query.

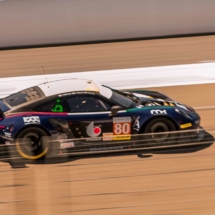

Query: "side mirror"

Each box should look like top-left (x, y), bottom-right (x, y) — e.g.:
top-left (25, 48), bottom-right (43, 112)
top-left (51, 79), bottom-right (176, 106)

top-left (109, 106), bottom-right (123, 117)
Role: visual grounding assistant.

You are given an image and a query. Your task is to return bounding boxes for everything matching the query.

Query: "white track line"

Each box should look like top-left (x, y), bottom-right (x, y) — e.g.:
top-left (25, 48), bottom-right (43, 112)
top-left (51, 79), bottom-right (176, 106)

top-left (0, 62), bottom-right (215, 97)
top-left (0, 62), bottom-right (215, 114)
top-left (195, 106), bottom-right (215, 110)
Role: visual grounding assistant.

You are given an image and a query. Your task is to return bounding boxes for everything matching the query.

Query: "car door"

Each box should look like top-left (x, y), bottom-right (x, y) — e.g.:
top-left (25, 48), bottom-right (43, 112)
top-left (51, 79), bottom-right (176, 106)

top-left (64, 92), bottom-right (134, 141)
top-left (33, 96), bottom-right (71, 137)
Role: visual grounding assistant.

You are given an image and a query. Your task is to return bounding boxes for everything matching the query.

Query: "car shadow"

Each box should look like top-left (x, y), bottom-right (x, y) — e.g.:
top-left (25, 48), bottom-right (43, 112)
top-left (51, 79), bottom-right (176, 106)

top-left (7, 151), bottom-right (154, 168)
top-left (2, 130), bottom-right (214, 168)
top-left (6, 142), bottom-right (213, 168)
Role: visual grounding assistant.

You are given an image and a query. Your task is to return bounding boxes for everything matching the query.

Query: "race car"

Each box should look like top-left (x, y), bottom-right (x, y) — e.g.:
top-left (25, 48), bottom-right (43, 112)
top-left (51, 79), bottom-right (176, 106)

top-left (0, 78), bottom-right (207, 160)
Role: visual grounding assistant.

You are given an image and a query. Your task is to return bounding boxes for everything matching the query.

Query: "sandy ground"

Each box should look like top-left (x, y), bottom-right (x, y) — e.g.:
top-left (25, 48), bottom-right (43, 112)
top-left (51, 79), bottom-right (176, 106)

top-left (0, 36), bottom-right (215, 215)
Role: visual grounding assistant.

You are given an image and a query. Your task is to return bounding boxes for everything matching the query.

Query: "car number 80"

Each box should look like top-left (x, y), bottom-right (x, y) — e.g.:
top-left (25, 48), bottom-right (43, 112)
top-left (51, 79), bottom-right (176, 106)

top-left (113, 122), bottom-right (131, 135)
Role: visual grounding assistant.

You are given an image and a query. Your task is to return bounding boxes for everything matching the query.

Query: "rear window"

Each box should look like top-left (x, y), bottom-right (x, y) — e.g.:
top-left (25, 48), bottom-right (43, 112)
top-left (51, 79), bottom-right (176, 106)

top-left (4, 86), bottom-right (44, 107)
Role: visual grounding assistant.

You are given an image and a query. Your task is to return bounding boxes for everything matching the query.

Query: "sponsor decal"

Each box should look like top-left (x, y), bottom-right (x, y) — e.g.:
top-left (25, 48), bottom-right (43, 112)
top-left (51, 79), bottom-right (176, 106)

top-left (113, 135), bottom-right (131, 140)
top-left (58, 92), bottom-right (72, 97)
top-left (86, 137), bottom-right (102, 141)
top-left (180, 123), bottom-right (192, 129)
top-left (113, 117), bottom-right (131, 140)
top-left (90, 146), bottom-right (123, 151)
top-left (133, 116), bottom-right (140, 131)
top-left (86, 122), bottom-right (102, 137)
top-left (4, 132), bottom-right (12, 138)
top-left (150, 110), bottom-right (167, 115)
top-left (102, 133), bottom-right (113, 141)
top-left (23, 116), bottom-right (40, 125)
top-left (60, 142), bottom-right (75, 149)
top-left (52, 99), bottom-right (63, 112)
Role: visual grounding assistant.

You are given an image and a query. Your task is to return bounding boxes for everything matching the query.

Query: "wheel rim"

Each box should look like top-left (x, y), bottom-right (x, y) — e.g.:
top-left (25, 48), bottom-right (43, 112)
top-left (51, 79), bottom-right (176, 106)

top-left (150, 122), bottom-right (173, 142)
top-left (16, 129), bottom-right (48, 160)
top-left (22, 132), bottom-right (43, 152)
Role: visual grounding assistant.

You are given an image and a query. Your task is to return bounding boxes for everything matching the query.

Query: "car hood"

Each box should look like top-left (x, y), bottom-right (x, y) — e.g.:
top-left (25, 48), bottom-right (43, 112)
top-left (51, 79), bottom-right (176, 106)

top-left (123, 90), bottom-right (172, 100)
top-left (136, 96), bottom-right (195, 113)
top-left (122, 91), bottom-right (195, 112)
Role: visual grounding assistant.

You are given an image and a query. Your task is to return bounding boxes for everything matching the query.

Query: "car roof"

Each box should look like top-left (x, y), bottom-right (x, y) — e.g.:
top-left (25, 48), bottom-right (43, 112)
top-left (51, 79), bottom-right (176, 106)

top-left (38, 78), bottom-right (112, 99)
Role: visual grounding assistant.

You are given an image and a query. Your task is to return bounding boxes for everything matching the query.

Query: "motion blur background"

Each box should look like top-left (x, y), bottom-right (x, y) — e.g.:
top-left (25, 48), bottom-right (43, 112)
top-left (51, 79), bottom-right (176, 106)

top-left (1, 0), bottom-right (215, 214)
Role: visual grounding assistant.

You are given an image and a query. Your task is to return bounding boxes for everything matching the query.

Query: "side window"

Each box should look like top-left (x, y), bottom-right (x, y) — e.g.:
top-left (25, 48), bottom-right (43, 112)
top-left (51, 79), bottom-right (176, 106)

top-left (66, 95), bottom-right (113, 112)
top-left (34, 98), bottom-right (66, 112)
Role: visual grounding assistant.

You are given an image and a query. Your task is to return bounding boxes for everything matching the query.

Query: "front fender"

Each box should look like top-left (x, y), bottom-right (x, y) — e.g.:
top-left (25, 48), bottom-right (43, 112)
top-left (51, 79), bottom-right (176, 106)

top-left (127, 107), bottom-right (187, 133)
top-left (139, 115), bottom-right (180, 133)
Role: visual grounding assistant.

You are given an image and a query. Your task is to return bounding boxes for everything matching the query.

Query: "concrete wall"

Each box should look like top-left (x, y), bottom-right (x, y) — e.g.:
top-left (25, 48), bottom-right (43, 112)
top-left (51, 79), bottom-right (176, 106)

top-left (0, 0), bottom-right (215, 48)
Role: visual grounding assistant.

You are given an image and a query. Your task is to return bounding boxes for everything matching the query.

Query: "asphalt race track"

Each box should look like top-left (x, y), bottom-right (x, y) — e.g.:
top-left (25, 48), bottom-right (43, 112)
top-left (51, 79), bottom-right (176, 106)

top-left (0, 36), bottom-right (215, 215)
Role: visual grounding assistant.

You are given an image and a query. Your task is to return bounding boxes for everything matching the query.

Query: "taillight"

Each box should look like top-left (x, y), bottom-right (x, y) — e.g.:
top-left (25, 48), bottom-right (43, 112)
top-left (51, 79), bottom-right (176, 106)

top-left (0, 108), bottom-right (4, 120)
top-left (0, 126), bottom-right (6, 130)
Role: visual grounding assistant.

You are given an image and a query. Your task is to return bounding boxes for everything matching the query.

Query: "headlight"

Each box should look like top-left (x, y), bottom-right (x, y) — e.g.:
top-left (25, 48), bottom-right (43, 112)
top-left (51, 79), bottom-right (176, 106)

top-left (195, 120), bottom-right (200, 124)
top-left (175, 108), bottom-right (190, 118)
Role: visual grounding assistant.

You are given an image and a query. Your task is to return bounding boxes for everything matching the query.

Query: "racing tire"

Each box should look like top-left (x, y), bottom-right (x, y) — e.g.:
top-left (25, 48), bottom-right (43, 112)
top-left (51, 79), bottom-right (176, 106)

top-left (15, 127), bottom-right (49, 160)
top-left (143, 118), bottom-right (177, 144)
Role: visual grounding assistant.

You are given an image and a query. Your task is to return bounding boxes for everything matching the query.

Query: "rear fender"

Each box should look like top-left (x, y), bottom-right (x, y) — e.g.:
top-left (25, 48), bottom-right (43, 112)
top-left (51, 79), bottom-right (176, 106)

top-left (14, 124), bottom-right (51, 139)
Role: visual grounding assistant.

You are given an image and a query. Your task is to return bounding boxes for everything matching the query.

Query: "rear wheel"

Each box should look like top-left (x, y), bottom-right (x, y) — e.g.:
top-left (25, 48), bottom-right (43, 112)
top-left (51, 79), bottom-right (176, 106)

top-left (15, 127), bottom-right (49, 160)
top-left (144, 118), bottom-right (176, 144)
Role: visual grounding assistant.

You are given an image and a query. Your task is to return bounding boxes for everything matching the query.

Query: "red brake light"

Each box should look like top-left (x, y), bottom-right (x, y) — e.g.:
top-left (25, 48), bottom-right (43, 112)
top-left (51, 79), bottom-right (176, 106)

top-left (0, 126), bottom-right (6, 130)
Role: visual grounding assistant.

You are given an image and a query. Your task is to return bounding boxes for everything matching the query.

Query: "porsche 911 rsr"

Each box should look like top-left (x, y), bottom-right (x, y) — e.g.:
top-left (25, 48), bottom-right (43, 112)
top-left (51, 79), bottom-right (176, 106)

top-left (0, 79), bottom-right (208, 160)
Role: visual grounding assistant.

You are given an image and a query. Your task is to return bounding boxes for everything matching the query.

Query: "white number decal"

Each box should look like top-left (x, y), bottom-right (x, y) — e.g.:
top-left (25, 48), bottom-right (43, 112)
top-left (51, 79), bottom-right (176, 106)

top-left (114, 123), bottom-right (122, 134)
top-left (113, 117), bottom-right (131, 140)
top-left (113, 122), bottom-right (131, 135)
top-left (122, 123), bottom-right (130, 134)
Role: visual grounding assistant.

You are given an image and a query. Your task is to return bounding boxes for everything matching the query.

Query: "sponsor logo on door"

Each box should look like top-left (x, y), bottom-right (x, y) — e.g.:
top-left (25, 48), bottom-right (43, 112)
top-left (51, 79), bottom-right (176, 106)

top-left (86, 122), bottom-right (102, 137)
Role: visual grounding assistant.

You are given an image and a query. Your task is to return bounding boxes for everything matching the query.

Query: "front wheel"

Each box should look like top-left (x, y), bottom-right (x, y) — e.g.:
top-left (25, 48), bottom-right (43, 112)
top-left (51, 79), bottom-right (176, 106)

top-left (15, 127), bottom-right (49, 160)
top-left (143, 118), bottom-right (177, 144)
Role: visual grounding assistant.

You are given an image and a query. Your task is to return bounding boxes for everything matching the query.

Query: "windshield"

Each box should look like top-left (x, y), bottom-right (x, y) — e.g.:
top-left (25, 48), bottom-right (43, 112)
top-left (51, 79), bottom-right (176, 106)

top-left (102, 85), bottom-right (140, 102)
top-left (110, 91), bottom-right (136, 109)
